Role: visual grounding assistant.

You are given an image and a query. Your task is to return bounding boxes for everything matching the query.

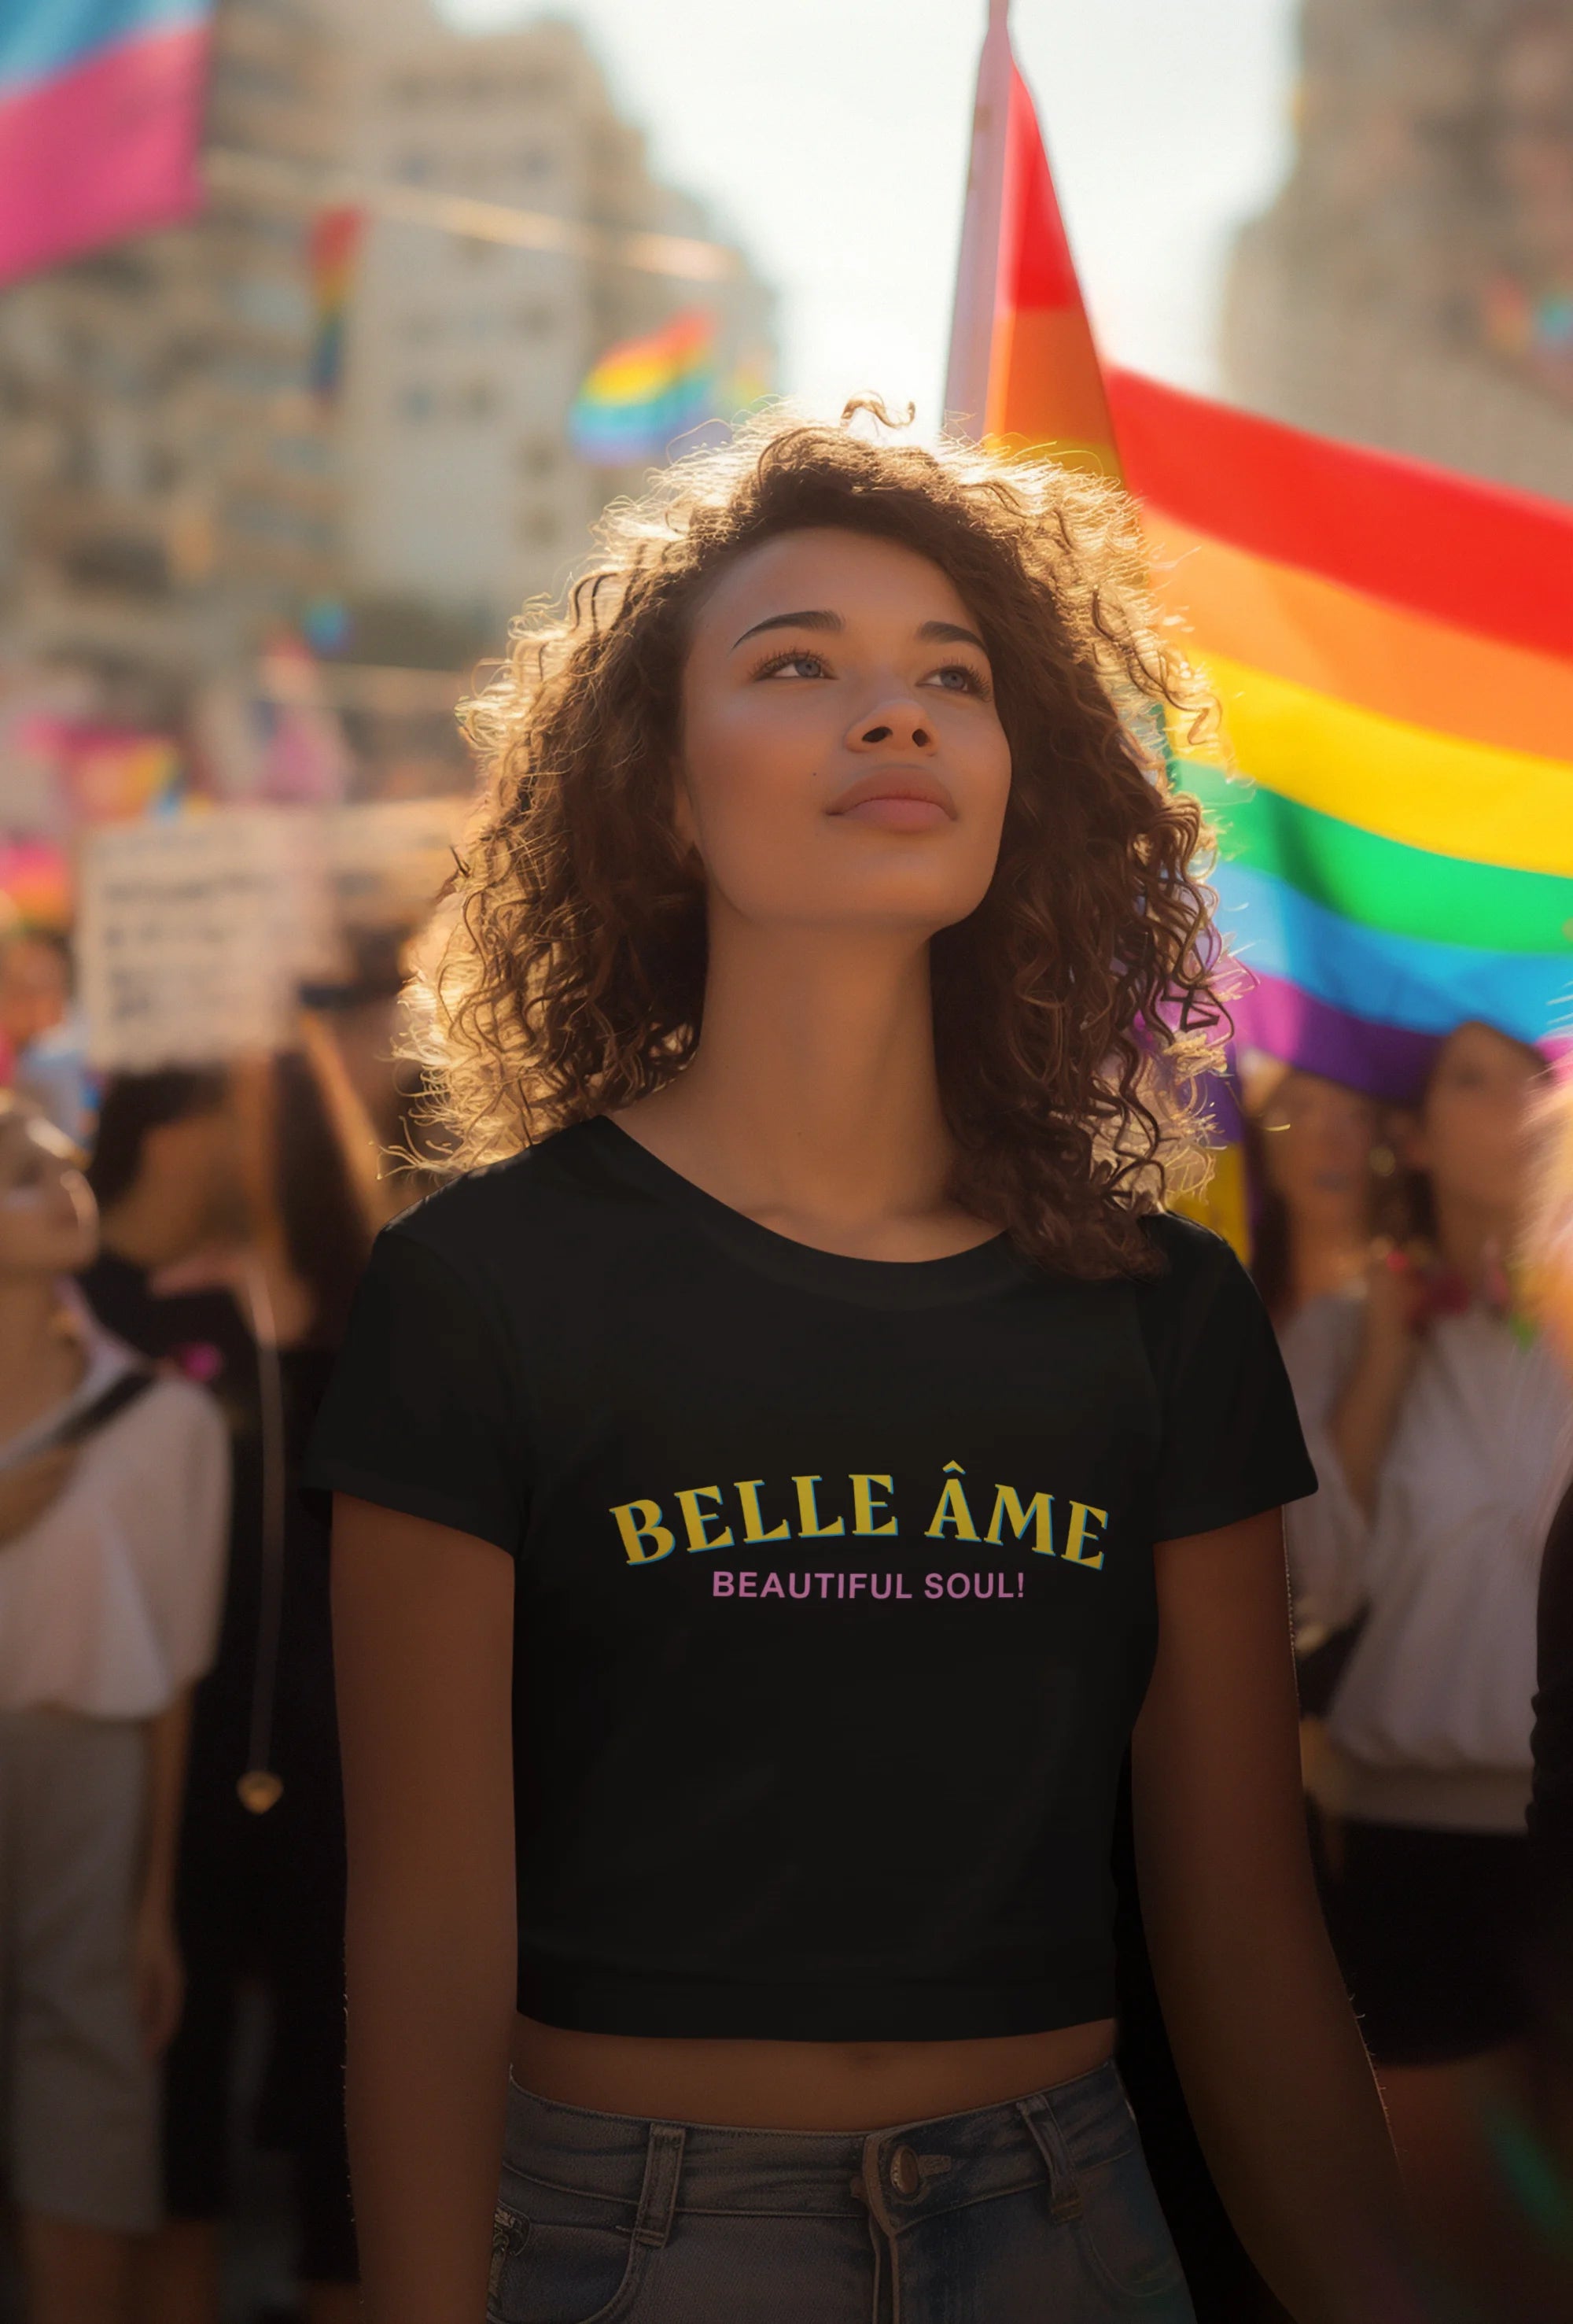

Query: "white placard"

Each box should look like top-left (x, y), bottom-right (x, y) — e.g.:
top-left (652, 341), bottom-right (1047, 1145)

top-left (78, 810), bottom-right (337, 1071)
top-left (322, 796), bottom-right (468, 930)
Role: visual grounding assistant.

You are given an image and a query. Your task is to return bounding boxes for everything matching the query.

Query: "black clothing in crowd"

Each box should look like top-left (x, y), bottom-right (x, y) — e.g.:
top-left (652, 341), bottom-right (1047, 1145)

top-left (80, 1251), bottom-right (357, 2287)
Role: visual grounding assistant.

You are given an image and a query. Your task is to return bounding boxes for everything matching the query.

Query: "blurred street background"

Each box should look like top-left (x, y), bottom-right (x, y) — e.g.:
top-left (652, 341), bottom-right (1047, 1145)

top-left (5, 0), bottom-right (1571, 1060)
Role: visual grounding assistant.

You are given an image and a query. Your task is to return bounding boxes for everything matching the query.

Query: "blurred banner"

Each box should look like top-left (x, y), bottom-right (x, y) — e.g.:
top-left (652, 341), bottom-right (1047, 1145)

top-left (308, 203), bottom-right (363, 404)
top-left (0, 0), bottom-right (214, 287)
top-left (947, 0), bottom-right (1573, 1248)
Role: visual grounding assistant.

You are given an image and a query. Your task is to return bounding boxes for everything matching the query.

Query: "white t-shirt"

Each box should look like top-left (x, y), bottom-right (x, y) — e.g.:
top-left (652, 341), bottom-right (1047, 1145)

top-left (0, 1311), bottom-right (230, 1718)
top-left (1282, 1291), bottom-right (1571, 1832)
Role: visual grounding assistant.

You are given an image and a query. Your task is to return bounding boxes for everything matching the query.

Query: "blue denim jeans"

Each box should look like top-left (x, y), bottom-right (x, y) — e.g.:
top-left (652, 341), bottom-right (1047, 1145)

top-left (490, 2061), bottom-right (1195, 2322)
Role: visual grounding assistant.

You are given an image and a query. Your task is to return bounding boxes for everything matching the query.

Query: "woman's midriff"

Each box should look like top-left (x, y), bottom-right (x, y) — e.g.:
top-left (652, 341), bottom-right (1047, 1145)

top-left (510, 2016), bottom-right (1117, 2131)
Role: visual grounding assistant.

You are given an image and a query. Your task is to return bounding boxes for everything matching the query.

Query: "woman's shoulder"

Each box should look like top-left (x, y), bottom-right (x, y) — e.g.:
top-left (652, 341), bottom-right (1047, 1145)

top-left (1137, 1209), bottom-right (1252, 1303)
top-left (107, 1365), bottom-right (229, 1465)
top-left (378, 1120), bottom-right (608, 1264)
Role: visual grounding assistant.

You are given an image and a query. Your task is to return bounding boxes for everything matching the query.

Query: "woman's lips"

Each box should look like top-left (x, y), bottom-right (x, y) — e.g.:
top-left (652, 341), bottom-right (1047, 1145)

top-left (836, 795), bottom-right (952, 831)
top-left (827, 770), bottom-right (956, 830)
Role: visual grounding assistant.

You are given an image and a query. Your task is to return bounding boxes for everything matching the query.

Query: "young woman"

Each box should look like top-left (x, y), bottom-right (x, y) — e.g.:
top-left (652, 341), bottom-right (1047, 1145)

top-left (1246, 1069), bottom-right (1387, 1329)
top-left (0, 1096), bottom-right (228, 2324)
top-left (1282, 1020), bottom-right (1567, 2298)
top-left (311, 411), bottom-right (1411, 2324)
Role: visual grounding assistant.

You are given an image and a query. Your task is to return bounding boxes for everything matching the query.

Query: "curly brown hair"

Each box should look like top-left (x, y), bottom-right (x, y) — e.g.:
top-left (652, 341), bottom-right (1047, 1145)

top-left (414, 400), bottom-right (1228, 1278)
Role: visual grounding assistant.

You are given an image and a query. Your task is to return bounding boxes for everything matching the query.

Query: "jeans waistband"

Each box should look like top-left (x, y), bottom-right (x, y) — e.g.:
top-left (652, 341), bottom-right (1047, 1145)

top-left (501, 2060), bottom-right (1136, 2230)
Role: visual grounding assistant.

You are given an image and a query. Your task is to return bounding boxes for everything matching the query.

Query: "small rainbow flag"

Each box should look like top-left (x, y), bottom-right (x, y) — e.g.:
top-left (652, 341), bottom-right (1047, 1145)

top-left (308, 205), bottom-right (363, 402)
top-left (947, 0), bottom-right (1573, 1257)
top-left (0, 0), bottom-right (213, 290)
top-left (570, 309), bottom-right (719, 467)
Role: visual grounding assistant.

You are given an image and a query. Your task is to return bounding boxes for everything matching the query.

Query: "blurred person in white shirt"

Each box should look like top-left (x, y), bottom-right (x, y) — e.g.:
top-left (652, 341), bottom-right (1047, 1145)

top-left (0, 1096), bottom-right (228, 2324)
top-left (1281, 1021), bottom-right (1570, 2306)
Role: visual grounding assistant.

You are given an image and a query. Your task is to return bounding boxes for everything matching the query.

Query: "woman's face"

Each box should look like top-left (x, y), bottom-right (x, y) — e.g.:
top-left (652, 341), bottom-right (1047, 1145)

top-left (1258, 1071), bottom-right (1378, 1234)
top-left (0, 1112), bottom-right (98, 1277)
top-left (676, 527), bottom-right (1013, 939)
top-left (1413, 1021), bottom-right (1542, 1215)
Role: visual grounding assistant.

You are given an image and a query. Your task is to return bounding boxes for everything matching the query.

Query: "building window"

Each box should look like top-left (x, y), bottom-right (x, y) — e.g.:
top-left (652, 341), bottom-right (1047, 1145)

top-left (400, 385), bottom-right (433, 420)
top-left (518, 438), bottom-right (558, 478)
top-left (458, 380), bottom-right (495, 419)
top-left (62, 533), bottom-right (169, 596)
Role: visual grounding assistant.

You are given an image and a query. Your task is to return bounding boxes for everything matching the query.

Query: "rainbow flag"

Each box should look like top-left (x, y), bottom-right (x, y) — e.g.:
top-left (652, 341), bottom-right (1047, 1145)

top-left (947, 1), bottom-right (1573, 1160)
top-left (308, 204), bottom-right (363, 401)
top-left (570, 309), bottom-right (720, 467)
top-left (1112, 372), bottom-right (1573, 1097)
top-left (0, 0), bottom-right (213, 289)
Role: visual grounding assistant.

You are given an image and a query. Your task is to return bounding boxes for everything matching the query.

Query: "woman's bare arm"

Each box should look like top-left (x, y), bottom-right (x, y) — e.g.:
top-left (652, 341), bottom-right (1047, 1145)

top-left (333, 1495), bottom-right (518, 2324)
top-left (1133, 1511), bottom-right (1414, 2324)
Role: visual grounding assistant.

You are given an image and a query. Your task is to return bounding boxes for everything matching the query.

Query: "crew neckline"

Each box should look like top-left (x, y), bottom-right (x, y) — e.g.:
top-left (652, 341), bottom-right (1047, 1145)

top-left (579, 1115), bottom-right (1030, 1310)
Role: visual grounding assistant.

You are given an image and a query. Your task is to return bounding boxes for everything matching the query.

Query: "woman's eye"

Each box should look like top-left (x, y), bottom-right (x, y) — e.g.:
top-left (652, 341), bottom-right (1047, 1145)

top-left (928, 663), bottom-right (988, 695)
top-left (755, 649), bottom-right (830, 680)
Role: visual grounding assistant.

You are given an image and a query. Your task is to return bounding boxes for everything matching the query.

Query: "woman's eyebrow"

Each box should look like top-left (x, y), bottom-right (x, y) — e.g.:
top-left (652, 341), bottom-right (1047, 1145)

top-left (731, 608), bottom-right (843, 648)
top-left (918, 619), bottom-right (988, 652)
top-left (731, 611), bottom-right (989, 654)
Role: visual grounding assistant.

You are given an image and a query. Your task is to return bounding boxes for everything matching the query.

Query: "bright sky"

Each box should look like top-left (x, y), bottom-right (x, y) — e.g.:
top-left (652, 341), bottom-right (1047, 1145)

top-left (437, 0), bottom-right (1302, 428)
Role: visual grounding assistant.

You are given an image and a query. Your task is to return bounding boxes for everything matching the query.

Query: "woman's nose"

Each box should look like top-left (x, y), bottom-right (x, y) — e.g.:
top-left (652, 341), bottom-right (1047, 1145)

top-left (847, 699), bottom-right (934, 752)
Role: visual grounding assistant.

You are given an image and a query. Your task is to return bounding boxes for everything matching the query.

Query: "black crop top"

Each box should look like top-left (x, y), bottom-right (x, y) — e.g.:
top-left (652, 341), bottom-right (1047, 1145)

top-left (305, 1116), bottom-right (1315, 2042)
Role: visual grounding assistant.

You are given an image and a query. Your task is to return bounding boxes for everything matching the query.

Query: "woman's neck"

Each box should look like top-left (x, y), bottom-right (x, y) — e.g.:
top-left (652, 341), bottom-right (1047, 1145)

top-left (1287, 1218), bottom-right (1369, 1310)
top-left (1433, 1187), bottom-right (1515, 1292)
top-left (618, 917), bottom-right (984, 1256)
top-left (0, 1275), bottom-right (83, 1442)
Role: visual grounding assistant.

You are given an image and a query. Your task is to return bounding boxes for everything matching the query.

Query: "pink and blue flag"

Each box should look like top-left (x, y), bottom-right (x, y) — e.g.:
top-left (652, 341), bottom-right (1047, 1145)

top-left (0, 0), bottom-right (214, 289)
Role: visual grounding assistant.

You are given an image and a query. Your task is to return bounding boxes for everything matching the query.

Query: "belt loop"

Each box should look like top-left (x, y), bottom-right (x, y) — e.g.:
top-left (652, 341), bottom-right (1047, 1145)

top-left (633, 2122), bottom-right (686, 2248)
top-left (1016, 2091), bottom-right (1084, 2221)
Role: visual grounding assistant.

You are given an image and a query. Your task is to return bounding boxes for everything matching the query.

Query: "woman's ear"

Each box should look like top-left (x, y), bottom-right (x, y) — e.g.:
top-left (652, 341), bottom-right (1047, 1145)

top-left (669, 762), bottom-right (700, 860)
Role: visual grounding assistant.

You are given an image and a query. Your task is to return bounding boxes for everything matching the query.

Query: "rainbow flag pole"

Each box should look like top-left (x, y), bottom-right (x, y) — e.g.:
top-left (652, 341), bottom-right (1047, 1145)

top-left (0, 0), bottom-right (215, 289)
top-left (945, 0), bottom-right (1573, 1256)
top-left (945, 0), bottom-right (1117, 476)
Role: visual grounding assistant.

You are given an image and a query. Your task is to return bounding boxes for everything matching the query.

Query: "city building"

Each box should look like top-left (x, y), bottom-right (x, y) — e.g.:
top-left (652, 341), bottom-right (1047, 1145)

top-left (0, 0), bottom-right (345, 714)
top-left (333, 1), bottom-right (775, 624)
top-left (0, 0), bottom-right (775, 780)
top-left (1222, 0), bottom-right (1573, 500)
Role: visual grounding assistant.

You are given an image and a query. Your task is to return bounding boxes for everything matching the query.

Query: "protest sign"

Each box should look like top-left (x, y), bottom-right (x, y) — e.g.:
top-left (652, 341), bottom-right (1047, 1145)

top-left (78, 810), bottom-right (338, 1070)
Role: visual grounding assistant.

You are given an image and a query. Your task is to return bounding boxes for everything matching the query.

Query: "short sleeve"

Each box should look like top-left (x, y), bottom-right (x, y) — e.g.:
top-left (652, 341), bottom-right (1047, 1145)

top-left (302, 1226), bottom-right (527, 1555)
top-left (1141, 1226), bottom-right (1318, 1542)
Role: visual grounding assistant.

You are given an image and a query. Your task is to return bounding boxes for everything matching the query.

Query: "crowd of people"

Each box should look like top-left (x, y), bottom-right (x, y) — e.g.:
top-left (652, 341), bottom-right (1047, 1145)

top-left (0, 925), bottom-right (428, 2324)
top-left (0, 917), bottom-right (1569, 2321)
